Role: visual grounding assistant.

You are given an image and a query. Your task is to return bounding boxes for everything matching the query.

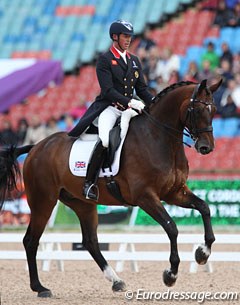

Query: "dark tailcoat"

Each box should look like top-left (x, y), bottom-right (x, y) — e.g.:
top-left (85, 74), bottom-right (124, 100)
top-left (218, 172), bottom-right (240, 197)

top-left (68, 46), bottom-right (154, 136)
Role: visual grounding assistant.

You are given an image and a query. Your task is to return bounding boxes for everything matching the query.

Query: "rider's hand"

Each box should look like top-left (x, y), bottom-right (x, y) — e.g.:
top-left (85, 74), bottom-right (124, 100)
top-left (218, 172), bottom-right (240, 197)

top-left (128, 99), bottom-right (145, 113)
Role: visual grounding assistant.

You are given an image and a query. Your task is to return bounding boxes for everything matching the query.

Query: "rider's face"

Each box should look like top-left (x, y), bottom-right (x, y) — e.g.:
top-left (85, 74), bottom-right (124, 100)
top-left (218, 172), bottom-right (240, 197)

top-left (113, 33), bottom-right (132, 51)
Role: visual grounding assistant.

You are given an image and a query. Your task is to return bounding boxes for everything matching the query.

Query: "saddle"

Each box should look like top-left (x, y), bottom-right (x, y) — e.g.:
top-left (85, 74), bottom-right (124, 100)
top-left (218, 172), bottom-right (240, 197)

top-left (70, 120), bottom-right (127, 204)
top-left (90, 120), bottom-right (127, 204)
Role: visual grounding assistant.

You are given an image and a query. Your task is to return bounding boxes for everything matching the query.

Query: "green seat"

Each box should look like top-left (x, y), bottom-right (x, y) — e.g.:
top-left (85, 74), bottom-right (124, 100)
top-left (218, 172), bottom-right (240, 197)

top-left (63, 56), bottom-right (78, 72)
top-left (28, 40), bottom-right (42, 51)
top-left (96, 32), bottom-right (111, 53)
top-left (79, 40), bottom-right (97, 64)
top-left (14, 42), bottom-right (27, 52)
top-left (147, 0), bottom-right (164, 24)
top-left (164, 0), bottom-right (179, 15)
top-left (0, 45), bottom-right (14, 58)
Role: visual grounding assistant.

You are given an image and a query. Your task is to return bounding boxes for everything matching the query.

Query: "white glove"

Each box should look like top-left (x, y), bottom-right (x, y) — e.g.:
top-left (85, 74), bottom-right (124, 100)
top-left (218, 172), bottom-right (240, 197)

top-left (128, 99), bottom-right (145, 112)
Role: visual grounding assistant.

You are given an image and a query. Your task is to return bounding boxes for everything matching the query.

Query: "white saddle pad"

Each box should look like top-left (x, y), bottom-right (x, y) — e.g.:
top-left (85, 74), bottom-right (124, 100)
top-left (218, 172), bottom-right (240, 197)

top-left (69, 137), bottom-right (125, 177)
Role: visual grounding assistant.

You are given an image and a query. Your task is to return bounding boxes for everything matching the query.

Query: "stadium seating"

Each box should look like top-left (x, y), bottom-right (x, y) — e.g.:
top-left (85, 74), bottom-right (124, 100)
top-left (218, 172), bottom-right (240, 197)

top-left (0, 0), bottom-right (201, 71)
top-left (1, 0), bottom-right (240, 174)
top-left (185, 137), bottom-right (240, 174)
top-left (0, 0), bottom-right (171, 70)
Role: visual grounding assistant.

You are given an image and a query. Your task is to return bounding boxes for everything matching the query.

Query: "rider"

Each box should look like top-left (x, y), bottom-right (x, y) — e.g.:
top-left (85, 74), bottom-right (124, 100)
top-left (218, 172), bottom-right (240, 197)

top-left (68, 20), bottom-right (155, 200)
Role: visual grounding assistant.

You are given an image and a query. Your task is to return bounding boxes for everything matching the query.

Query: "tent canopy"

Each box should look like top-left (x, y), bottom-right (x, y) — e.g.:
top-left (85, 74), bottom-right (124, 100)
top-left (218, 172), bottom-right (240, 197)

top-left (0, 59), bottom-right (63, 113)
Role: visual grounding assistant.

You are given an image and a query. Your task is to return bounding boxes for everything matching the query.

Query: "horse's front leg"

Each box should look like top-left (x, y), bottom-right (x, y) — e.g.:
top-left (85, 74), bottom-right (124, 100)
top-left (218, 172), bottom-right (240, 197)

top-left (170, 186), bottom-right (215, 265)
top-left (138, 195), bottom-right (180, 287)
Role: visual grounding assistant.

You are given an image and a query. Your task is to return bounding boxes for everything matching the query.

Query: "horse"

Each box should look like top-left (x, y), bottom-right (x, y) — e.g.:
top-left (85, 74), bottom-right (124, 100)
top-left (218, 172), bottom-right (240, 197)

top-left (0, 78), bottom-right (222, 298)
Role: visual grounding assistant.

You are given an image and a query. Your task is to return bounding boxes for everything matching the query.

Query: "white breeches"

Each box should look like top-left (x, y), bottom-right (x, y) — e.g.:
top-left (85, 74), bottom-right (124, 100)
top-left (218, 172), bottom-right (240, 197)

top-left (98, 106), bottom-right (138, 148)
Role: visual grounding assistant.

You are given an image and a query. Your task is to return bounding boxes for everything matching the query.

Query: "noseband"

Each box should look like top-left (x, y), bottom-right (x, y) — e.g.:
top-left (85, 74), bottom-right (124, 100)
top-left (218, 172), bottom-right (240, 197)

top-left (185, 84), bottom-right (214, 141)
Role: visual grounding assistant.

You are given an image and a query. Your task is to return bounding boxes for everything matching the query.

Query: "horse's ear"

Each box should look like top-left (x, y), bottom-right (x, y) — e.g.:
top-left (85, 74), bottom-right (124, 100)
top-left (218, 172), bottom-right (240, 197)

top-left (198, 79), bottom-right (207, 93)
top-left (209, 78), bottom-right (223, 93)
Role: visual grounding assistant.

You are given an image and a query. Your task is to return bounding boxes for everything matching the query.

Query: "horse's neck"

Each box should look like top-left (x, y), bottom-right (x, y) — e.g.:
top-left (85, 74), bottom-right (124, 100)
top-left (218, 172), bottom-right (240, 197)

top-left (150, 93), bottom-right (186, 130)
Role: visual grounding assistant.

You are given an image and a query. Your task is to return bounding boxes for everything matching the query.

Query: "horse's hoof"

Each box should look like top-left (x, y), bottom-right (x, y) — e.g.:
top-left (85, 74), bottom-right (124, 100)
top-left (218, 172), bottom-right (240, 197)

top-left (38, 290), bottom-right (53, 298)
top-left (112, 280), bottom-right (126, 292)
top-left (163, 269), bottom-right (177, 287)
top-left (195, 244), bottom-right (210, 265)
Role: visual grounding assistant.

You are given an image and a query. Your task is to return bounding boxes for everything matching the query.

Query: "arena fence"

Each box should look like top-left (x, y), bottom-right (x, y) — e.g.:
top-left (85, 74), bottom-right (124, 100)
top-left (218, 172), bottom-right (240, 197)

top-left (0, 233), bottom-right (239, 273)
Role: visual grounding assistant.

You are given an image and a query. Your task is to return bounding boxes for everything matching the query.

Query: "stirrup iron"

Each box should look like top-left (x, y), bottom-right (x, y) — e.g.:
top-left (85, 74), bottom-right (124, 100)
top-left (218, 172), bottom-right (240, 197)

top-left (85, 183), bottom-right (99, 201)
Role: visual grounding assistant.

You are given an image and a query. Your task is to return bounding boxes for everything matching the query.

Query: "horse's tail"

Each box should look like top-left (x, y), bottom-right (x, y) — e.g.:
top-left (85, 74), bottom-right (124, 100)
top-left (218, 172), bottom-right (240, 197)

top-left (0, 144), bottom-right (34, 210)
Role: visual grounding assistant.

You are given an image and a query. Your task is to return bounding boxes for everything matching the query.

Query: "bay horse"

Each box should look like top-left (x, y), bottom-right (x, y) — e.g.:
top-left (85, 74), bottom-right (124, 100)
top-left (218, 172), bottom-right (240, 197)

top-left (0, 78), bottom-right (222, 298)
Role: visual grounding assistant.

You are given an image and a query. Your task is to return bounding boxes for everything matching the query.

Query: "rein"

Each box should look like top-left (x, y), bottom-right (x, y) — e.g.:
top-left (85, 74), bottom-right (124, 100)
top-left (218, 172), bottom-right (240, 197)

top-left (142, 108), bottom-right (192, 147)
top-left (143, 83), bottom-right (214, 148)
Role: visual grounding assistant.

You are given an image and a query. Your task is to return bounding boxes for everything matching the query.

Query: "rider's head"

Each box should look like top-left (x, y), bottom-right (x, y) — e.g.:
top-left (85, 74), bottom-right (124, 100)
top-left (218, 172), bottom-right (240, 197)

top-left (109, 20), bottom-right (134, 51)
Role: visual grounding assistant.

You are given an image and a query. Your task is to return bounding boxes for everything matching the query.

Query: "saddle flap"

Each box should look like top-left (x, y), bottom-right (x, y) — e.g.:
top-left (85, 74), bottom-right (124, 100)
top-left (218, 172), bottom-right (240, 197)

top-left (106, 125), bottom-right (121, 168)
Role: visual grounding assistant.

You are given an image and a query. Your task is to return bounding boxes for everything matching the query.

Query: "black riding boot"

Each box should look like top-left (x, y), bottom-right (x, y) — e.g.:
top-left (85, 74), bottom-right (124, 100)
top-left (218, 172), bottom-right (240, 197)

top-left (83, 140), bottom-right (106, 201)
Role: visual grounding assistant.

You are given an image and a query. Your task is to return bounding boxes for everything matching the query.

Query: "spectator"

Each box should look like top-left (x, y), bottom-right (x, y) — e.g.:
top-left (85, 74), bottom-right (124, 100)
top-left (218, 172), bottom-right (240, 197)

top-left (232, 52), bottom-right (240, 74)
top-left (232, 72), bottom-right (240, 108)
top-left (216, 59), bottom-right (234, 86)
top-left (155, 75), bottom-right (168, 93)
top-left (220, 42), bottom-right (233, 67)
top-left (16, 118), bottom-right (28, 145)
top-left (183, 61), bottom-right (200, 82)
top-left (69, 97), bottom-right (87, 119)
top-left (23, 115), bottom-right (47, 145)
top-left (156, 47), bottom-right (180, 83)
top-left (221, 94), bottom-right (238, 118)
top-left (201, 42), bottom-right (220, 71)
top-left (209, 76), bottom-right (225, 114)
top-left (227, 2), bottom-right (240, 26)
top-left (135, 47), bottom-right (148, 71)
top-left (198, 60), bottom-right (215, 81)
top-left (45, 117), bottom-right (60, 137)
top-left (168, 70), bottom-right (180, 84)
top-left (213, 0), bottom-right (234, 27)
top-left (63, 114), bottom-right (75, 132)
top-left (0, 120), bottom-right (18, 147)
top-left (136, 27), bottom-right (156, 51)
top-left (142, 46), bottom-right (160, 87)
top-left (220, 79), bottom-right (240, 113)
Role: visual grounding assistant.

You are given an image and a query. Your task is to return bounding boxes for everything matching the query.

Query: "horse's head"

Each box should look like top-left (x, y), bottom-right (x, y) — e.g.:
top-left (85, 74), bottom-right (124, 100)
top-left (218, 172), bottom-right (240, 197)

top-left (183, 78), bottom-right (222, 155)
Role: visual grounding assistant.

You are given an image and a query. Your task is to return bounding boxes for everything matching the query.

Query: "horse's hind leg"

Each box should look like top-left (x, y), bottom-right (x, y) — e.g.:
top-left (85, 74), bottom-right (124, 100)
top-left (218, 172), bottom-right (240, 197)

top-left (23, 196), bottom-right (57, 298)
top-left (138, 195), bottom-right (180, 287)
top-left (65, 198), bottom-right (126, 292)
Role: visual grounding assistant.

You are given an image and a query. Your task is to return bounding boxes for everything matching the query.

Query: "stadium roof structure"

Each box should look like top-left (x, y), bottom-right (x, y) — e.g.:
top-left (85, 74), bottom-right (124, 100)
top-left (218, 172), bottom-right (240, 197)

top-left (0, 59), bottom-right (63, 112)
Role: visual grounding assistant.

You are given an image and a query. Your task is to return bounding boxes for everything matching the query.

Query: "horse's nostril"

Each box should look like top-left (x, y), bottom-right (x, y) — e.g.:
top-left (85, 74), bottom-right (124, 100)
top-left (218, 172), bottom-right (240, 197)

top-left (200, 146), bottom-right (211, 155)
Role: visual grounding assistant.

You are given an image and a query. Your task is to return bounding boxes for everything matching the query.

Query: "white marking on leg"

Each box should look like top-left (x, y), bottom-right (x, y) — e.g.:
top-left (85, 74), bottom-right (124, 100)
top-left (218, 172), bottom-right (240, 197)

top-left (165, 268), bottom-right (178, 280)
top-left (199, 244), bottom-right (211, 256)
top-left (103, 265), bottom-right (121, 283)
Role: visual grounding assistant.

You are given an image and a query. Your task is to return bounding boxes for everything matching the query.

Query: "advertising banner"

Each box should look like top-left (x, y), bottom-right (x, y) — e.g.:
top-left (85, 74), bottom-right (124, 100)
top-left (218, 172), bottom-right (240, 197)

top-left (52, 180), bottom-right (240, 226)
top-left (135, 180), bottom-right (240, 225)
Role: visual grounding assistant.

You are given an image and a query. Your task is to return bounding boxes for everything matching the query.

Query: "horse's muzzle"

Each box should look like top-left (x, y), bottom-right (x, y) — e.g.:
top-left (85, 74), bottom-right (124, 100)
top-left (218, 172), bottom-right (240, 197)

top-left (195, 142), bottom-right (214, 155)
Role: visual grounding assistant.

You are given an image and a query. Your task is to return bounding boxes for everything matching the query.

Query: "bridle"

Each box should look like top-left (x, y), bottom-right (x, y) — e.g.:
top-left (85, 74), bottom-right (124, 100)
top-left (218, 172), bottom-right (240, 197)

top-left (184, 83), bottom-right (214, 142)
top-left (143, 83), bottom-right (215, 147)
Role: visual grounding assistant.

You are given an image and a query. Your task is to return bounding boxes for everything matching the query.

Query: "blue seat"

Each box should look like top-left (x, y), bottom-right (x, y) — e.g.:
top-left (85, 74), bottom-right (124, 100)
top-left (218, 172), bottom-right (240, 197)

top-left (219, 27), bottom-right (235, 44)
top-left (71, 32), bottom-right (85, 42)
top-left (212, 118), bottom-right (224, 138)
top-left (185, 46), bottom-right (204, 65)
top-left (222, 118), bottom-right (240, 137)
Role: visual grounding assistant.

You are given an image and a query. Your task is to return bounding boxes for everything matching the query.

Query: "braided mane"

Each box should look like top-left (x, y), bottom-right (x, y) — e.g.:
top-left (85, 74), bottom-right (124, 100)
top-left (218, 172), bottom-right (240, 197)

top-left (156, 81), bottom-right (197, 99)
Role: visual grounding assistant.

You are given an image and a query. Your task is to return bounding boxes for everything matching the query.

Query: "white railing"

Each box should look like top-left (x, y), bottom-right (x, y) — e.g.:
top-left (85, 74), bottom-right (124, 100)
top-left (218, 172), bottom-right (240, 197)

top-left (0, 233), bottom-right (239, 273)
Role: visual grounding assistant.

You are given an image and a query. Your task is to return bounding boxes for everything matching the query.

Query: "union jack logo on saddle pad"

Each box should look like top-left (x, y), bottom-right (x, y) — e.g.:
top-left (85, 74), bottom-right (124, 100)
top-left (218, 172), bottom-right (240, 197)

top-left (75, 161), bottom-right (86, 169)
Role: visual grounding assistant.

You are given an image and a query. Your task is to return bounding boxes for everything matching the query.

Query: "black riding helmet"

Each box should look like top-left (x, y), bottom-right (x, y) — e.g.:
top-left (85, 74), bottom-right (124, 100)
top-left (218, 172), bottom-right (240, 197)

top-left (109, 20), bottom-right (134, 40)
